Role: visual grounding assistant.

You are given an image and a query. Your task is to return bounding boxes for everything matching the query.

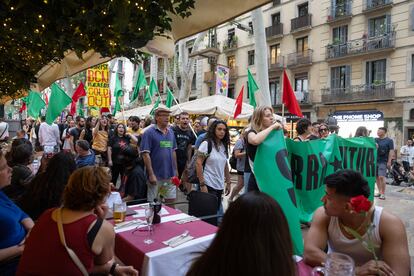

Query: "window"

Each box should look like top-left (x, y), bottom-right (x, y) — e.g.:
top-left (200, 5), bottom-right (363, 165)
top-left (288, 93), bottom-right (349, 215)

top-left (157, 79), bottom-right (163, 93)
top-left (269, 78), bottom-right (281, 105)
top-left (246, 81), bottom-right (249, 99)
top-left (210, 34), bottom-right (216, 47)
top-left (158, 58), bottom-right (164, 72)
top-left (296, 37), bottom-right (308, 53)
top-left (271, 13), bottom-right (281, 25)
top-left (227, 56), bottom-right (236, 69)
top-left (368, 15), bottom-right (390, 37)
top-left (117, 60), bottom-right (123, 73)
top-left (191, 73), bottom-right (197, 90)
top-left (331, 66), bottom-right (351, 89)
top-left (228, 85), bottom-right (235, 98)
top-left (248, 50), bottom-right (255, 66)
top-left (248, 22), bottom-right (254, 34)
top-left (298, 2), bottom-right (309, 17)
top-left (270, 44), bottom-right (281, 64)
top-left (366, 59), bottom-right (386, 85)
top-left (177, 76), bottom-right (182, 89)
top-left (228, 28), bottom-right (235, 41)
top-left (295, 73), bottom-right (308, 92)
top-left (410, 109), bottom-right (414, 120)
top-left (333, 25), bottom-right (348, 43)
top-left (412, 54), bottom-right (414, 82)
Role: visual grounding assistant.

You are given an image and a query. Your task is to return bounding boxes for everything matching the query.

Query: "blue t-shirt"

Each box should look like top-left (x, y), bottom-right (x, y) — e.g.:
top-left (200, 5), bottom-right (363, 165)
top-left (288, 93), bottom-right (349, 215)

top-left (0, 190), bottom-right (28, 248)
top-left (375, 137), bottom-right (394, 163)
top-left (141, 125), bottom-right (177, 179)
top-left (195, 133), bottom-right (207, 149)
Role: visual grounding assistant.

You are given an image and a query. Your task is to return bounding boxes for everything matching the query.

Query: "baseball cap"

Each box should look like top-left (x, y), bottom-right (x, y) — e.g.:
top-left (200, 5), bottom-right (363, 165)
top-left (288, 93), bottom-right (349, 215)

top-left (154, 104), bottom-right (171, 115)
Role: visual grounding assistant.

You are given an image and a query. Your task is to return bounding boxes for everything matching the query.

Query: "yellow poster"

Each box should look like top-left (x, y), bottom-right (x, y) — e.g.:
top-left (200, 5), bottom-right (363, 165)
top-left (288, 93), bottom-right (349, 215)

top-left (86, 64), bottom-right (110, 108)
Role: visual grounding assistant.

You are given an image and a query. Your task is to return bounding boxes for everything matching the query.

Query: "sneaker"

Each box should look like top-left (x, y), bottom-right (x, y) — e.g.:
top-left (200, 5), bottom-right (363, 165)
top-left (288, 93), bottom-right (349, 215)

top-left (374, 193), bottom-right (381, 197)
top-left (379, 194), bottom-right (386, 200)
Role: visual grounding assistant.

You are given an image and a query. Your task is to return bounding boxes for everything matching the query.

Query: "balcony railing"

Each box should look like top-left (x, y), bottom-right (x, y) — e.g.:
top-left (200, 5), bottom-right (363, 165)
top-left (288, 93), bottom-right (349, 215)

top-left (268, 56), bottom-right (284, 71)
top-left (326, 32), bottom-right (395, 60)
top-left (223, 38), bottom-right (238, 52)
top-left (321, 81), bottom-right (395, 104)
top-left (363, 0), bottom-right (393, 12)
top-left (291, 14), bottom-right (312, 32)
top-left (327, 1), bottom-right (352, 22)
top-left (273, 90), bottom-right (312, 105)
top-left (265, 23), bottom-right (284, 39)
top-left (287, 49), bottom-right (313, 67)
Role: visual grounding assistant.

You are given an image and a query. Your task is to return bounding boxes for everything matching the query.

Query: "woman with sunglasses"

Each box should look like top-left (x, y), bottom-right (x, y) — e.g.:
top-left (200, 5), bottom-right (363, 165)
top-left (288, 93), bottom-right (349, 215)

top-left (196, 120), bottom-right (231, 212)
top-left (318, 123), bottom-right (329, 139)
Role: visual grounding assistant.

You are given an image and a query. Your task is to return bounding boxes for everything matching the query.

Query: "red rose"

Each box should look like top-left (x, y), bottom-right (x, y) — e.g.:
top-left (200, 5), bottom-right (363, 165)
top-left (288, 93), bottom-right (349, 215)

top-left (350, 195), bottom-right (371, 213)
top-left (171, 176), bottom-right (180, 187)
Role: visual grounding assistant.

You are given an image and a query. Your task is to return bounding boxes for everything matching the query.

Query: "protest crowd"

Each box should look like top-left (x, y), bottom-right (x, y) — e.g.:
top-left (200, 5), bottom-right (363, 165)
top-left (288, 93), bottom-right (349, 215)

top-left (0, 104), bottom-right (411, 276)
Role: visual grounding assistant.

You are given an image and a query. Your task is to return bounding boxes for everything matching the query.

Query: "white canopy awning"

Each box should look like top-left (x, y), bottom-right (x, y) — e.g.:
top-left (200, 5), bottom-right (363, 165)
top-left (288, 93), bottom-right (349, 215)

top-left (114, 104), bottom-right (157, 120)
top-left (170, 95), bottom-right (253, 120)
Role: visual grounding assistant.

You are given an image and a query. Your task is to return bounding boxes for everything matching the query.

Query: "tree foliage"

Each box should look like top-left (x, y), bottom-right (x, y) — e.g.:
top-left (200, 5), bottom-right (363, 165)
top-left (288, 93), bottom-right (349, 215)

top-left (0, 0), bottom-right (194, 98)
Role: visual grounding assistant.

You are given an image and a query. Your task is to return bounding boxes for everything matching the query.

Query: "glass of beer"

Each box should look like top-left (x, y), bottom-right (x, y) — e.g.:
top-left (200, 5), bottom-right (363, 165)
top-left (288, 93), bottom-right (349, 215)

top-left (113, 201), bottom-right (127, 224)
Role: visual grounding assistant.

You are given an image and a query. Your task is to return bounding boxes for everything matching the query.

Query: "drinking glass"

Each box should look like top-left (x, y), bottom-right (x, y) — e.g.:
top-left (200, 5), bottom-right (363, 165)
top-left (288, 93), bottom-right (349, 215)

top-left (113, 201), bottom-right (127, 224)
top-left (144, 207), bottom-right (154, 244)
top-left (312, 253), bottom-right (355, 276)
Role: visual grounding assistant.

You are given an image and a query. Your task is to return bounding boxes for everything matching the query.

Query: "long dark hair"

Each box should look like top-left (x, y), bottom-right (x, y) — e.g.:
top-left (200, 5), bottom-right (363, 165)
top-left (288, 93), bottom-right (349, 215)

top-left (205, 120), bottom-right (230, 156)
top-left (187, 191), bottom-right (296, 276)
top-left (85, 116), bottom-right (94, 130)
top-left (17, 152), bottom-right (76, 220)
top-left (114, 123), bottom-right (127, 137)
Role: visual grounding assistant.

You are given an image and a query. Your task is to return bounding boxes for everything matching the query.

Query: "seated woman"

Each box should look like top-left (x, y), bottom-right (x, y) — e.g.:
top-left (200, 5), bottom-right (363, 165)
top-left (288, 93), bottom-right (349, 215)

top-left (2, 144), bottom-right (33, 201)
top-left (17, 166), bottom-right (138, 275)
top-left (0, 150), bottom-right (34, 276)
top-left (186, 191), bottom-right (296, 276)
top-left (304, 170), bottom-right (410, 276)
top-left (17, 151), bottom-right (76, 221)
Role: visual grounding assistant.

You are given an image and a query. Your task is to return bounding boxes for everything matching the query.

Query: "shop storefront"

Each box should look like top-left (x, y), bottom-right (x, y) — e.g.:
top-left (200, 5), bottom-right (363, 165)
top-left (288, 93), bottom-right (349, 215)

top-left (332, 110), bottom-right (384, 138)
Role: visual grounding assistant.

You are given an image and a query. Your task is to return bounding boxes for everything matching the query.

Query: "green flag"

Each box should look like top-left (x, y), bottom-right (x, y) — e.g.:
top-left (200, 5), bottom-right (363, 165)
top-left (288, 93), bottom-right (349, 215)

top-left (247, 69), bottom-right (259, 108)
top-left (46, 83), bottom-right (72, 125)
top-left (149, 96), bottom-right (161, 115)
top-left (144, 78), bottom-right (158, 105)
top-left (27, 90), bottom-right (46, 119)
top-left (166, 87), bottom-right (174, 108)
top-left (131, 66), bottom-right (147, 102)
top-left (285, 135), bottom-right (377, 223)
top-left (112, 73), bottom-right (123, 116)
top-left (254, 130), bottom-right (304, 255)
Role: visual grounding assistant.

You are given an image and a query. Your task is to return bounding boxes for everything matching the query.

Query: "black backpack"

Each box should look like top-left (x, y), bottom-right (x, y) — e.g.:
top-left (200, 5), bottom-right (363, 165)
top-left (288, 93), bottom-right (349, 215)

top-left (229, 148), bottom-right (237, 170)
top-left (187, 140), bottom-right (212, 184)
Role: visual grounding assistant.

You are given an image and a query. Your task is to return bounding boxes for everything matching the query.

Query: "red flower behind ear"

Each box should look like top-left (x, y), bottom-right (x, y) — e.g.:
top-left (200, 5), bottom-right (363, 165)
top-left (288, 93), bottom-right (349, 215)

top-left (171, 176), bottom-right (180, 187)
top-left (350, 195), bottom-right (371, 213)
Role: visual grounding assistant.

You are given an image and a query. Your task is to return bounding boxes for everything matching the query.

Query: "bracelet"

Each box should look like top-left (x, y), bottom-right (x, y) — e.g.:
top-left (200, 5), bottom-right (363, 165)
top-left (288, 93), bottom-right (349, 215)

top-left (109, 262), bottom-right (118, 275)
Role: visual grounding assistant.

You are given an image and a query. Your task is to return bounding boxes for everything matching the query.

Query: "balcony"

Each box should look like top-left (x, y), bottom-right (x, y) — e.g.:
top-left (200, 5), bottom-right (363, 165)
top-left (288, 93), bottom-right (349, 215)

top-left (321, 81), bottom-right (395, 104)
top-left (326, 32), bottom-right (395, 60)
top-left (223, 38), bottom-right (238, 53)
top-left (287, 49), bottom-right (313, 68)
top-left (268, 56), bottom-right (284, 71)
top-left (204, 71), bottom-right (215, 83)
top-left (291, 14), bottom-right (312, 33)
top-left (363, 0), bottom-right (393, 13)
top-left (327, 1), bottom-right (352, 23)
top-left (229, 66), bottom-right (238, 80)
top-left (265, 23), bottom-right (284, 40)
top-left (272, 90), bottom-right (312, 106)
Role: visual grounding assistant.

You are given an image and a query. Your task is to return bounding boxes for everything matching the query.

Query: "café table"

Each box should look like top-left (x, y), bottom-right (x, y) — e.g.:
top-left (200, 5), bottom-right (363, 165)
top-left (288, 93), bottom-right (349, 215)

top-left (113, 203), bottom-right (217, 276)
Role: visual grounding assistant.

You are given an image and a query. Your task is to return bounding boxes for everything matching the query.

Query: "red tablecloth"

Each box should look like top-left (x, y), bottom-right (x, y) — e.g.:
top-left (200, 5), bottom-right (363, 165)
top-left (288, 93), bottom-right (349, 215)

top-left (114, 205), bottom-right (217, 270)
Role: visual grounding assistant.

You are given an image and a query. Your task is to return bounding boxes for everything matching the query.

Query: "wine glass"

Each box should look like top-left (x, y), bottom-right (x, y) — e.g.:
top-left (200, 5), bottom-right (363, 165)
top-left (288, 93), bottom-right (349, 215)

top-left (144, 207), bottom-right (154, 244)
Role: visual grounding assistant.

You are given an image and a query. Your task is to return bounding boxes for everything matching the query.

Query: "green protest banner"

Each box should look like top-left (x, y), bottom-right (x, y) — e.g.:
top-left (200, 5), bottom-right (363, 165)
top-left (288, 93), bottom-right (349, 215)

top-left (286, 135), bottom-right (377, 223)
top-left (254, 130), bottom-right (304, 256)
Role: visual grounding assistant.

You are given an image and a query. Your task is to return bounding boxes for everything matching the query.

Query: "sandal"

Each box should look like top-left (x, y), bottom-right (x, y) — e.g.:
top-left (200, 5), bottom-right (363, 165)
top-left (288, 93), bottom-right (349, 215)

top-left (379, 194), bottom-right (386, 200)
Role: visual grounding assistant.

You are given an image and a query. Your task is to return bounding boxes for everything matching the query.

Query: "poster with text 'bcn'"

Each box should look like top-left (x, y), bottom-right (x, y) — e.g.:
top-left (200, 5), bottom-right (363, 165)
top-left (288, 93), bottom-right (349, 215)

top-left (215, 65), bottom-right (229, 97)
top-left (87, 64), bottom-right (110, 108)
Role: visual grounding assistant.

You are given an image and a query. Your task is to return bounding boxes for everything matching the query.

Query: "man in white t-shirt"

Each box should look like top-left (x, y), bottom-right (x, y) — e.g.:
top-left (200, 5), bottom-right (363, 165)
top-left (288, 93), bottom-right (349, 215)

top-left (0, 119), bottom-right (9, 142)
top-left (400, 139), bottom-right (414, 172)
top-left (38, 116), bottom-right (61, 152)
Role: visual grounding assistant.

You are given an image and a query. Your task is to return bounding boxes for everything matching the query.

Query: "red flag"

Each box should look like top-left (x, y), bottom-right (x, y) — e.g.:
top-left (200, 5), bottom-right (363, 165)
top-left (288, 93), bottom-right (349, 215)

top-left (44, 93), bottom-right (49, 105)
top-left (19, 102), bottom-right (26, 113)
top-left (233, 85), bottom-right (244, 119)
top-left (282, 70), bottom-right (303, 117)
top-left (70, 82), bottom-right (86, 115)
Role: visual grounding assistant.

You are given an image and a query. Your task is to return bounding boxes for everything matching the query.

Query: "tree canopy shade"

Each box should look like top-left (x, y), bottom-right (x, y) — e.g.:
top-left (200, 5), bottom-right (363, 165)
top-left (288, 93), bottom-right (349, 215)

top-left (0, 0), bottom-right (195, 98)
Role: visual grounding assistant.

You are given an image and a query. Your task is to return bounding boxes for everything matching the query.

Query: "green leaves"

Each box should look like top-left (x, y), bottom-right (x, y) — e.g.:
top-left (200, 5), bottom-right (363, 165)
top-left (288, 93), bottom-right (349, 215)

top-left (0, 0), bottom-right (195, 97)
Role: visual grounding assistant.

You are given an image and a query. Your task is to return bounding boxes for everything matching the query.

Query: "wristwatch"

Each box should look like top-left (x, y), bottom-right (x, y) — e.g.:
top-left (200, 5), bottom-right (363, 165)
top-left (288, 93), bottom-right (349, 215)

top-left (109, 262), bottom-right (118, 275)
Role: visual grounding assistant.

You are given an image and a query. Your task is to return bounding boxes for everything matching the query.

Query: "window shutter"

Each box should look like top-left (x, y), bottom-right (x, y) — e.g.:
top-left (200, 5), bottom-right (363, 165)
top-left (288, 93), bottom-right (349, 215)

top-left (411, 8), bottom-right (414, 31)
top-left (345, 65), bottom-right (351, 87)
top-left (386, 14), bottom-right (391, 33)
top-left (366, 62), bottom-right (371, 84)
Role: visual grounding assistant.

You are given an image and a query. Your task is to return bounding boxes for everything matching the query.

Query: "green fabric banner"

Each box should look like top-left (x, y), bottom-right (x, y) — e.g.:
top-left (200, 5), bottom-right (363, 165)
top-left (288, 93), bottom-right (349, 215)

top-left (254, 130), bottom-right (304, 256)
top-left (254, 131), bottom-right (377, 256)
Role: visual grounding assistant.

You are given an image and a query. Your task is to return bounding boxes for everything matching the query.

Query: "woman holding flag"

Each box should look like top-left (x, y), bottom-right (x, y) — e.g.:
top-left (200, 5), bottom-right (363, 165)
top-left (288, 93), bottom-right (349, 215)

top-left (246, 106), bottom-right (282, 191)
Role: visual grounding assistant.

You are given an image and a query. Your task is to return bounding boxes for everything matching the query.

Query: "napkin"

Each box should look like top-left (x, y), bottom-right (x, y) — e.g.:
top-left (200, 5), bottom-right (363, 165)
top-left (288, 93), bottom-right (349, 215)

top-left (166, 235), bottom-right (194, 248)
top-left (175, 216), bottom-right (200, 224)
